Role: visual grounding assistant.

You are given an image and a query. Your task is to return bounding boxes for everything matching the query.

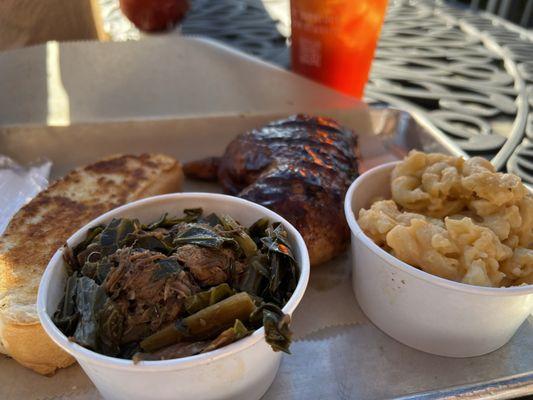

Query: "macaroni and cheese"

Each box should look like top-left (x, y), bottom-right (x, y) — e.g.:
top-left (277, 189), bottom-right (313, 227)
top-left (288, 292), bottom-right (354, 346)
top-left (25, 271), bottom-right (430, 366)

top-left (358, 151), bottom-right (533, 287)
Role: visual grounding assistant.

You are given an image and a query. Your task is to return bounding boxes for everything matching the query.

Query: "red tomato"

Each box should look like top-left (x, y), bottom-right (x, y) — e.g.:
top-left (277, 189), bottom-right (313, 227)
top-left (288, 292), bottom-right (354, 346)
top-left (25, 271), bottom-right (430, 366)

top-left (119, 0), bottom-right (190, 32)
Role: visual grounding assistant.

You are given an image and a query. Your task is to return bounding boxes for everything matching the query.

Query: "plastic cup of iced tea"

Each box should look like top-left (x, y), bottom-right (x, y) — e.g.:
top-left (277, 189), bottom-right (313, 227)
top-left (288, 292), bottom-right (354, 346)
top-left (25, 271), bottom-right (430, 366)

top-left (291, 0), bottom-right (388, 99)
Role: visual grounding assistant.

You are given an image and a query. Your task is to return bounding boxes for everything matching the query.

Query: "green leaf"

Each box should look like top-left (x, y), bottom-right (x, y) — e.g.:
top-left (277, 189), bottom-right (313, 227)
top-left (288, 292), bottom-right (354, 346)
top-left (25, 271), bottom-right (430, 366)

top-left (81, 257), bottom-right (113, 285)
top-left (259, 223), bottom-right (298, 304)
top-left (152, 259), bottom-right (182, 282)
top-left (141, 292), bottom-right (256, 352)
top-left (146, 209), bottom-right (203, 230)
top-left (72, 225), bottom-right (104, 259)
top-left (100, 218), bottom-right (137, 256)
top-left (132, 235), bottom-right (174, 254)
top-left (184, 283), bottom-right (235, 314)
top-left (133, 341), bottom-right (209, 363)
top-left (201, 212), bottom-right (222, 227)
top-left (62, 246), bottom-right (79, 274)
top-left (261, 223), bottom-right (295, 261)
top-left (201, 319), bottom-right (250, 353)
top-left (238, 256), bottom-right (269, 297)
top-left (252, 303), bottom-right (292, 354)
top-left (219, 215), bottom-right (257, 257)
top-left (145, 213), bottom-right (168, 230)
top-left (52, 275), bottom-right (79, 336)
top-left (177, 208), bottom-right (204, 224)
top-left (118, 342), bottom-right (142, 360)
top-left (248, 217), bottom-right (270, 244)
top-left (72, 277), bottom-right (108, 350)
top-left (97, 300), bottom-right (124, 356)
top-left (173, 226), bottom-right (237, 249)
top-left (95, 259), bottom-right (113, 284)
top-left (269, 253), bottom-right (282, 297)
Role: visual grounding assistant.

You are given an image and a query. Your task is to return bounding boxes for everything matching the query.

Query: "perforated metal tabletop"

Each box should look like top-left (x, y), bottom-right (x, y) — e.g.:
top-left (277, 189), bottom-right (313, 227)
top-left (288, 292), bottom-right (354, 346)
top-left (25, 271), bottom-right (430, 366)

top-left (100, 0), bottom-right (533, 184)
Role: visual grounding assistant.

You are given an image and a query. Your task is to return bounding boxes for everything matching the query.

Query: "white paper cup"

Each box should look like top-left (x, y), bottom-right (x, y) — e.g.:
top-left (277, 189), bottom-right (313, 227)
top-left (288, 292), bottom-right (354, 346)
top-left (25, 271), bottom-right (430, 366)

top-left (344, 162), bottom-right (533, 357)
top-left (38, 193), bottom-right (310, 400)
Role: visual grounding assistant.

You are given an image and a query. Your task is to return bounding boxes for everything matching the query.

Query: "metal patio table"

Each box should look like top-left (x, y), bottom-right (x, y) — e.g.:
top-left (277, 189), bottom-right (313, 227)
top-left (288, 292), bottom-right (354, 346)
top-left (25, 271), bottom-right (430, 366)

top-left (101, 0), bottom-right (533, 186)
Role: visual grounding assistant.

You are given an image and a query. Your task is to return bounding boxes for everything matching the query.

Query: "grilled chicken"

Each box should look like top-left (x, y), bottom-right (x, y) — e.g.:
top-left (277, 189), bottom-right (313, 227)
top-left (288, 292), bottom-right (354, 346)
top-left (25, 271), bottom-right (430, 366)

top-left (184, 115), bottom-right (359, 265)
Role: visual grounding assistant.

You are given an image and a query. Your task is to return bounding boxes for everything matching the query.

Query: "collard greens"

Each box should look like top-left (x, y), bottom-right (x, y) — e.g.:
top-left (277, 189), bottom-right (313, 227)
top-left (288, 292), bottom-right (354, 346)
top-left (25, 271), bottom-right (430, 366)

top-left (54, 208), bottom-right (299, 361)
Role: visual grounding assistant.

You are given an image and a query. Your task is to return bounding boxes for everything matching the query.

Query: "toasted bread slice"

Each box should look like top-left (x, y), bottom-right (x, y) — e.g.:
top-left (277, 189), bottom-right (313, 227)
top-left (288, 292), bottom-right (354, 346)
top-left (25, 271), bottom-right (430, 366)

top-left (0, 153), bottom-right (183, 375)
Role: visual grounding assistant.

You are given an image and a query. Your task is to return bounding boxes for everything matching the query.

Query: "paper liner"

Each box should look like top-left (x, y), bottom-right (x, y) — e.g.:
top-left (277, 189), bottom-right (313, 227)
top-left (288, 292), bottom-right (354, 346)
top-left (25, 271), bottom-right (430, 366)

top-left (291, 252), bottom-right (367, 341)
top-left (0, 356), bottom-right (94, 400)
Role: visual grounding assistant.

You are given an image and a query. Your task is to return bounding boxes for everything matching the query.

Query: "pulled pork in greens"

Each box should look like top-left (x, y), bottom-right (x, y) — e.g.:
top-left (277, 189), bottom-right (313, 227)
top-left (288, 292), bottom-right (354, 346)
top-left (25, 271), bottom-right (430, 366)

top-left (54, 208), bottom-right (299, 362)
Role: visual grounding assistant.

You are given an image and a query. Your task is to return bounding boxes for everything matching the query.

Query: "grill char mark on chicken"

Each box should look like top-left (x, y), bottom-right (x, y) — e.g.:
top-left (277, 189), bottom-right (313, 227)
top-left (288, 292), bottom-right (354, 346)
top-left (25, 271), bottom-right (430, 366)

top-left (184, 115), bottom-right (359, 265)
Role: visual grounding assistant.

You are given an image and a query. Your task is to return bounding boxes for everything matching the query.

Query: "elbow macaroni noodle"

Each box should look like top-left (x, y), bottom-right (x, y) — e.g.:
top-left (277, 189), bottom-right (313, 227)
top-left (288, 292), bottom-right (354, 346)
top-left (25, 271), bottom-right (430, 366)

top-left (358, 151), bottom-right (533, 287)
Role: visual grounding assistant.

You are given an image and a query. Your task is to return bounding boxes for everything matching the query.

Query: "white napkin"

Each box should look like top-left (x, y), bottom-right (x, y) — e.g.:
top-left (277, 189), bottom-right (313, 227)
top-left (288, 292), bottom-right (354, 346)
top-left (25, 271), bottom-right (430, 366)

top-left (0, 156), bottom-right (51, 235)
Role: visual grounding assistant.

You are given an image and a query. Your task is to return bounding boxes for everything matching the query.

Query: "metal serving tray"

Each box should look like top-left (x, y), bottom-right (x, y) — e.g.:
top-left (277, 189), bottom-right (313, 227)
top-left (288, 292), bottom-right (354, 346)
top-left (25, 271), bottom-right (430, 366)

top-left (0, 37), bottom-right (531, 399)
top-left (0, 106), bottom-right (531, 400)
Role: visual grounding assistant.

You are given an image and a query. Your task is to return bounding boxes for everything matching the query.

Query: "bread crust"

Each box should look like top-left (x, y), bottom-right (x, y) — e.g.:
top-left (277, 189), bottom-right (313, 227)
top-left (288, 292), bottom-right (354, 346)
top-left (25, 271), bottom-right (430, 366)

top-left (0, 153), bottom-right (183, 375)
top-left (2, 322), bottom-right (75, 375)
